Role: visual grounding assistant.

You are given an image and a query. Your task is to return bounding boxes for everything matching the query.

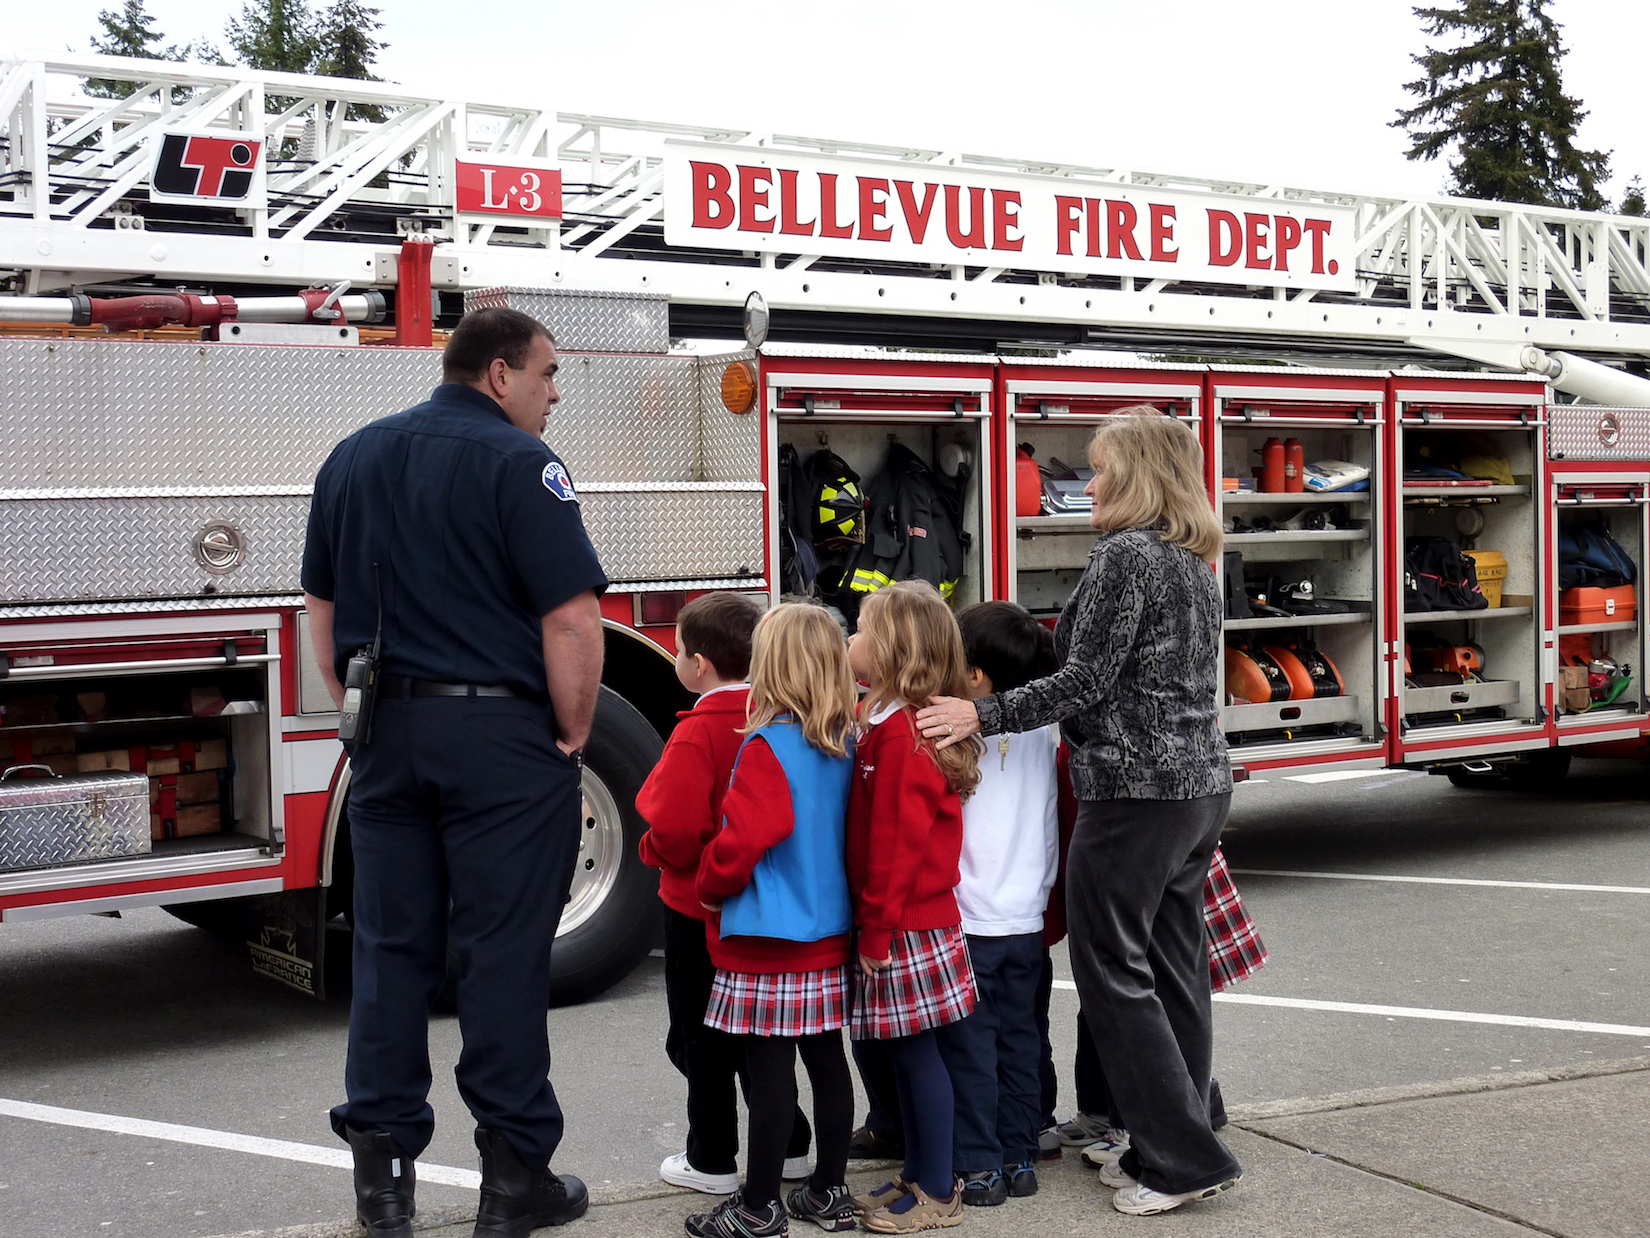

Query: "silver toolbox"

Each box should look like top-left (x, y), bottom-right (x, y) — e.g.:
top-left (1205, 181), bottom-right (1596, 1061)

top-left (0, 767), bottom-right (152, 872)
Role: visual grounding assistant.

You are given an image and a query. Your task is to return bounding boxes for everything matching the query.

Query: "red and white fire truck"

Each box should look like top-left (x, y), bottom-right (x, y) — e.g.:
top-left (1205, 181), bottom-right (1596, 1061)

top-left (1, 52), bottom-right (1646, 1000)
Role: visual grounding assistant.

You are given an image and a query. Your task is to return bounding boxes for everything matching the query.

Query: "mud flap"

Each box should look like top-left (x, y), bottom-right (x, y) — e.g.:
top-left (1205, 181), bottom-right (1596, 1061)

top-left (239, 886), bottom-right (329, 1000)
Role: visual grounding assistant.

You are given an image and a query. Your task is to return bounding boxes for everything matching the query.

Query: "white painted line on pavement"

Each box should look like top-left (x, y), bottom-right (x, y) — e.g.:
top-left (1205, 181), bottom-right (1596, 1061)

top-left (1230, 868), bottom-right (1650, 895)
top-left (0, 1098), bottom-right (482, 1188)
top-left (1046, 979), bottom-right (1650, 1036)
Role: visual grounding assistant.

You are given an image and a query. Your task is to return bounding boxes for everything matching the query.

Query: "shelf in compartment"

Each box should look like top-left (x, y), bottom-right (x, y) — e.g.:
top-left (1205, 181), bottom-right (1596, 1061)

top-left (1017, 514), bottom-right (1094, 532)
top-left (1404, 606), bottom-right (1531, 625)
top-left (1224, 529), bottom-right (1369, 545)
top-left (1222, 491), bottom-right (1371, 505)
top-left (1401, 484), bottom-right (1530, 498)
top-left (1224, 612), bottom-right (1371, 631)
top-left (1402, 678), bottom-right (1520, 713)
top-left (1556, 620), bottom-right (1639, 635)
top-left (1221, 695), bottom-right (1361, 730)
top-left (0, 702), bottom-right (266, 734)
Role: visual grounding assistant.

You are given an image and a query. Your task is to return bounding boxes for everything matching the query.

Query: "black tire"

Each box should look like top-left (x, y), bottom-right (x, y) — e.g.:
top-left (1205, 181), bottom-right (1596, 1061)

top-left (161, 899), bottom-right (241, 937)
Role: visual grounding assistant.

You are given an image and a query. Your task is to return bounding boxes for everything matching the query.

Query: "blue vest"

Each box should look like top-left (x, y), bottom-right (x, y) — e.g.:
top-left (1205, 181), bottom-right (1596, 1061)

top-left (718, 720), bottom-right (854, 944)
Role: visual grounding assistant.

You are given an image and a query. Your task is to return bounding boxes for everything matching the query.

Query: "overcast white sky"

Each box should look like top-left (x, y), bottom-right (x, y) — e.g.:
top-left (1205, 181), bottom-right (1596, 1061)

top-left (12, 1), bottom-right (1649, 206)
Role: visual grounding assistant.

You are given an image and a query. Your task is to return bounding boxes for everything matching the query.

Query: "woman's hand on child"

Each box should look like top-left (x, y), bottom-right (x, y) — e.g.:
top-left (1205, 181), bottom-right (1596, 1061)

top-left (916, 696), bottom-right (983, 751)
top-left (700, 900), bottom-right (721, 913)
top-left (859, 951), bottom-right (891, 974)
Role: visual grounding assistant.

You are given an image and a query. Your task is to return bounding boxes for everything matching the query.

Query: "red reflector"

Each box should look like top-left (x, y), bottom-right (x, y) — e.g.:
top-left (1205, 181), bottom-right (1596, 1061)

top-left (638, 591), bottom-right (690, 627)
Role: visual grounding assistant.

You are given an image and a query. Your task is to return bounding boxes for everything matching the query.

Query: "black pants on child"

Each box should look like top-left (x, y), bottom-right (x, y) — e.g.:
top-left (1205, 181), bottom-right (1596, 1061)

top-left (852, 1036), bottom-right (903, 1146)
top-left (662, 909), bottom-right (811, 1174)
top-left (936, 932), bottom-right (1043, 1173)
top-left (742, 1031), bottom-right (854, 1207)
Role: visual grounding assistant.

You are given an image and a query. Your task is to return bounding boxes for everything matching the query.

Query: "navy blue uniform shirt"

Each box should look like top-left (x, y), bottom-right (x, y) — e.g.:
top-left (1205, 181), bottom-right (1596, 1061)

top-left (301, 383), bottom-right (608, 699)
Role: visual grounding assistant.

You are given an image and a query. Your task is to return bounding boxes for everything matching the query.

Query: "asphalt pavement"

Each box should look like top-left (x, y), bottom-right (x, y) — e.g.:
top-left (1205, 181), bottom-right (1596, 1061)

top-left (0, 758), bottom-right (1645, 1238)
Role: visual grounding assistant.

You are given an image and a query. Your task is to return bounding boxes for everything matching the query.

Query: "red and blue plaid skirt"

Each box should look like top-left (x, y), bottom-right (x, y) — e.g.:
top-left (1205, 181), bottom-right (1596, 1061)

top-left (1205, 846), bottom-right (1267, 992)
top-left (705, 964), bottom-right (850, 1037)
top-left (850, 925), bottom-right (976, 1040)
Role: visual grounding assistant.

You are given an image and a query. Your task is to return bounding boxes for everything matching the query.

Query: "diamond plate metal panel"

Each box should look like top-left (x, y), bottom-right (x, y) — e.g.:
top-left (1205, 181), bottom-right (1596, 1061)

top-left (0, 771), bottom-right (150, 872)
top-left (0, 496), bottom-right (307, 603)
top-left (0, 596), bottom-right (301, 621)
top-left (580, 492), bottom-right (764, 583)
top-left (1549, 406), bottom-right (1650, 460)
top-left (551, 354), bottom-right (699, 482)
top-left (695, 351), bottom-right (763, 483)
top-left (463, 288), bottom-right (669, 354)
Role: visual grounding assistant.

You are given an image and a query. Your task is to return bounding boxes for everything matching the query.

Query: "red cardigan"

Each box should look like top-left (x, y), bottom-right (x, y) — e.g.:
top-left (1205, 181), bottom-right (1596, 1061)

top-left (696, 738), bottom-right (851, 974)
top-left (636, 685), bottom-right (750, 920)
top-left (846, 706), bottom-right (965, 962)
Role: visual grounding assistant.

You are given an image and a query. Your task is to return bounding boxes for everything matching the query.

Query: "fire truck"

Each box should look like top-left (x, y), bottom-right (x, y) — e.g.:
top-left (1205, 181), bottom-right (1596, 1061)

top-left (1, 51), bottom-right (1646, 1000)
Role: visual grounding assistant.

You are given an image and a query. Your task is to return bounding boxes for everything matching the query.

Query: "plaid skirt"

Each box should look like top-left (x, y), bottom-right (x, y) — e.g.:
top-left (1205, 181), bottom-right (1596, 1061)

top-left (705, 963), bottom-right (850, 1037)
top-left (850, 925), bottom-right (976, 1040)
top-left (1205, 846), bottom-right (1268, 992)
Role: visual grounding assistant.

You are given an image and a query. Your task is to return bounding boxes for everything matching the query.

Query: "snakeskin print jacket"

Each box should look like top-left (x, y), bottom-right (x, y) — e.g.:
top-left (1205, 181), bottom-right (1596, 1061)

top-left (975, 527), bottom-right (1231, 801)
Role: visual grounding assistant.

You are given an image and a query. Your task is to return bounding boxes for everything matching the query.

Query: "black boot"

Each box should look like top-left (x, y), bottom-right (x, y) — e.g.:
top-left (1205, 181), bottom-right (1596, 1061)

top-left (346, 1125), bottom-right (416, 1238)
top-left (473, 1126), bottom-right (589, 1236)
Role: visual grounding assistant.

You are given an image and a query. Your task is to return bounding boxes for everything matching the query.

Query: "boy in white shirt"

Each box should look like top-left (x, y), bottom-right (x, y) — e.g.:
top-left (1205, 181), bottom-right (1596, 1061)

top-left (936, 602), bottom-right (1061, 1206)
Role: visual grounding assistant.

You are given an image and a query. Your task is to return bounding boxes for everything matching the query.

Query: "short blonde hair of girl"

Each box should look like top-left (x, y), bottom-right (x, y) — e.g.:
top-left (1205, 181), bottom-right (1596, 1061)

top-left (856, 581), bottom-right (982, 801)
top-left (743, 602), bottom-right (857, 758)
top-left (1088, 410), bottom-right (1224, 563)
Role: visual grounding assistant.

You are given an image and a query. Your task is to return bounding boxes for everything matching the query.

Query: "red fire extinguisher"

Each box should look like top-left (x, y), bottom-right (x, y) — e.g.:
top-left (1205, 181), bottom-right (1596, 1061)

top-left (1256, 438), bottom-right (1285, 493)
top-left (1016, 444), bottom-right (1042, 516)
top-left (1284, 438), bottom-right (1305, 493)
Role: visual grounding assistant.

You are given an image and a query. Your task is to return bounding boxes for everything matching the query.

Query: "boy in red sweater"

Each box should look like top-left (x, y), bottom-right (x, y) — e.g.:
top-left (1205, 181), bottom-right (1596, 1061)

top-left (637, 592), bottom-right (811, 1194)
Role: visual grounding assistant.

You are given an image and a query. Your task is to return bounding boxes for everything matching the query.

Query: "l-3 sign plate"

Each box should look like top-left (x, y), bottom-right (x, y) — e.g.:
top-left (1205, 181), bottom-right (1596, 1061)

top-left (455, 156), bottom-right (563, 223)
top-left (662, 141), bottom-right (1356, 293)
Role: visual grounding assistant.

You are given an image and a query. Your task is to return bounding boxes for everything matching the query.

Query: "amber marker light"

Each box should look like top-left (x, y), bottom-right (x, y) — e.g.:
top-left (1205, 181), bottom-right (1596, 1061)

top-left (721, 360), bottom-right (758, 414)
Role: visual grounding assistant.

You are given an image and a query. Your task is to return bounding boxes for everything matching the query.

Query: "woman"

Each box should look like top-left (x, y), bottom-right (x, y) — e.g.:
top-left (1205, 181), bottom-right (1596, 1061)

top-left (916, 410), bottom-right (1241, 1217)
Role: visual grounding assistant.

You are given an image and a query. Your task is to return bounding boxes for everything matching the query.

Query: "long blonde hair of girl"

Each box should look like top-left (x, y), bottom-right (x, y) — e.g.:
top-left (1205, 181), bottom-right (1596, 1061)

top-left (743, 602), bottom-right (858, 757)
top-left (856, 580), bottom-right (982, 801)
top-left (1089, 410), bottom-right (1224, 563)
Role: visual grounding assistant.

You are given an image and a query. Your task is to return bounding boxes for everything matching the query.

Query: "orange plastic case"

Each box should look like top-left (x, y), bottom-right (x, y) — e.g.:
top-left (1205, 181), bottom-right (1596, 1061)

top-left (1559, 585), bottom-right (1637, 626)
top-left (1224, 646), bottom-right (1291, 704)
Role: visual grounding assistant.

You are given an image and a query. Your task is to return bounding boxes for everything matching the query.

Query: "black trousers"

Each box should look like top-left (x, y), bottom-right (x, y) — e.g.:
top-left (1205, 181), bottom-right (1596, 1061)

top-left (743, 1032), bottom-right (853, 1207)
top-left (1036, 950), bottom-right (1056, 1130)
top-left (329, 695), bottom-right (582, 1168)
top-left (852, 1036), bottom-right (903, 1144)
top-left (661, 909), bottom-right (811, 1173)
top-left (935, 932), bottom-right (1044, 1172)
top-left (1067, 795), bottom-right (1241, 1195)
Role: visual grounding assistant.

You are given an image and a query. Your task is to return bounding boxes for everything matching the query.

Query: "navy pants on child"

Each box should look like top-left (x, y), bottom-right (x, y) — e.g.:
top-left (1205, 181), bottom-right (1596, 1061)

top-left (936, 932), bottom-right (1043, 1173)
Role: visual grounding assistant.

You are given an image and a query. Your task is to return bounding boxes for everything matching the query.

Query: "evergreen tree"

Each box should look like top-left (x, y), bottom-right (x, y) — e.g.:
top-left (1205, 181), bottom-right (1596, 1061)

top-left (225, 0), bottom-right (320, 74)
top-left (1622, 177), bottom-right (1647, 218)
top-left (86, 0), bottom-right (167, 97)
top-left (314, 0), bottom-right (385, 80)
top-left (1393, 0), bottom-right (1610, 210)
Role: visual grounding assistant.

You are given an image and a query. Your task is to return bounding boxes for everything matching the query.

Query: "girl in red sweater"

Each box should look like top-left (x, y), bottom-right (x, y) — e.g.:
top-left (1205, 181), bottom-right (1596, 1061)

top-left (691, 603), bottom-right (860, 1238)
top-left (845, 581), bottom-right (982, 1234)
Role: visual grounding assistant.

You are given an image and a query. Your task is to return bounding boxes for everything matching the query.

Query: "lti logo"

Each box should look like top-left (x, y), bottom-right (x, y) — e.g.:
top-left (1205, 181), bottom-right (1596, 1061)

top-left (150, 132), bottom-right (264, 203)
top-left (455, 158), bottom-right (563, 222)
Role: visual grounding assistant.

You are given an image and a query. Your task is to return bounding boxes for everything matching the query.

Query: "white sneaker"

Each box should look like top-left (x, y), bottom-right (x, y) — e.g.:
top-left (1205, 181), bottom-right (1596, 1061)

top-left (1112, 1176), bottom-right (1241, 1216)
top-left (781, 1154), bottom-right (811, 1180)
top-left (659, 1151), bottom-right (739, 1195)
top-left (1098, 1160), bottom-right (1136, 1190)
top-left (1079, 1129), bottom-right (1131, 1167)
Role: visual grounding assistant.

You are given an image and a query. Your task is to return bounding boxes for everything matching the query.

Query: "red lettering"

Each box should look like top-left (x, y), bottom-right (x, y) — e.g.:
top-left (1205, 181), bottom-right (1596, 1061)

top-left (1150, 204), bottom-right (1178, 262)
top-left (1244, 212), bottom-right (1271, 270)
top-left (778, 169), bottom-right (815, 236)
top-left (1106, 200), bottom-right (1144, 261)
top-left (1208, 210), bottom-right (1242, 266)
top-left (738, 165), bottom-right (774, 234)
top-left (894, 181), bottom-right (939, 244)
top-left (1085, 198), bottom-right (1103, 258)
top-left (1274, 215), bottom-right (1302, 271)
top-left (691, 161), bottom-right (735, 229)
top-left (819, 173), bottom-right (854, 239)
top-left (1055, 195), bottom-right (1083, 256)
top-left (1303, 218), bottom-right (1332, 274)
top-left (992, 190), bottom-right (1023, 251)
top-left (944, 184), bottom-right (988, 249)
top-left (858, 177), bottom-right (893, 241)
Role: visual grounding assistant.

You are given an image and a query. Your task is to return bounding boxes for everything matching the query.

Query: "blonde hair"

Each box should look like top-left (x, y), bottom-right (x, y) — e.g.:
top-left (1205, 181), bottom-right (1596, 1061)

top-left (856, 581), bottom-right (982, 801)
top-left (1088, 410), bottom-right (1224, 563)
top-left (744, 603), bottom-right (857, 757)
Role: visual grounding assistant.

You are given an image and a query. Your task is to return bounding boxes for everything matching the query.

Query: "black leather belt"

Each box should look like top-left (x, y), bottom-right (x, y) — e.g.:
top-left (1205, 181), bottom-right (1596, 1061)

top-left (379, 674), bottom-right (525, 700)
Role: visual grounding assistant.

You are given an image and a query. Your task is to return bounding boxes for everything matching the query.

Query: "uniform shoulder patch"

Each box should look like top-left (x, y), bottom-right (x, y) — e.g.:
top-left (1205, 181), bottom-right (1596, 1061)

top-left (541, 460), bottom-right (578, 502)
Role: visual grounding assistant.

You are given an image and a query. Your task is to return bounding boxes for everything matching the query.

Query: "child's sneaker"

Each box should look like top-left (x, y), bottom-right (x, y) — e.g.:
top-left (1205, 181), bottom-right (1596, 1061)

top-left (958, 1169), bottom-right (1007, 1207)
top-left (1036, 1124), bottom-right (1063, 1159)
top-left (1078, 1129), bottom-right (1131, 1167)
top-left (850, 1177), bottom-right (908, 1215)
top-left (862, 1183), bottom-right (963, 1232)
top-left (1054, 1112), bottom-right (1110, 1146)
top-left (781, 1155), bottom-right (811, 1181)
top-left (661, 1151), bottom-right (741, 1195)
top-left (848, 1124), bottom-right (905, 1161)
top-left (1112, 1176), bottom-right (1241, 1216)
top-left (685, 1191), bottom-right (789, 1237)
top-left (1006, 1160), bottom-right (1038, 1197)
top-left (1097, 1161), bottom-right (1136, 1190)
top-left (785, 1183), bottom-right (857, 1232)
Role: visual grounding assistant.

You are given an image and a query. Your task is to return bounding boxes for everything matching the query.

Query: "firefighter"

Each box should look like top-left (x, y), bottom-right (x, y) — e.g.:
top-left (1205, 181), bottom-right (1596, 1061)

top-left (301, 306), bottom-right (606, 1238)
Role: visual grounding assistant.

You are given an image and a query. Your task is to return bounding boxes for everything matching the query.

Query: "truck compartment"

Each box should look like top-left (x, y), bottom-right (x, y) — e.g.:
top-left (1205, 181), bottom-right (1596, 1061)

top-left (1554, 481), bottom-right (1647, 722)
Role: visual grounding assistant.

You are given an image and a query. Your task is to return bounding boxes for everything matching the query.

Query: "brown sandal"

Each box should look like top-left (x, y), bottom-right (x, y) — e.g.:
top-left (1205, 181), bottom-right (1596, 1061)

top-left (851, 1175), bottom-right (909, 1215)
top-left (862, 1182), bottom-right (963, 1232)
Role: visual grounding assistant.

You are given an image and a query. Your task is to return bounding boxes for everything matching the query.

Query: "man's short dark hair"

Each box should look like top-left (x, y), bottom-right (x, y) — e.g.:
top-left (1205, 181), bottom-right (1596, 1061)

top-left (956, 600), bottom-right (1057, 694)
top-left (678, 592), bottom-right (764, 681)
top-left (442, 307), bottom-right (555, 385)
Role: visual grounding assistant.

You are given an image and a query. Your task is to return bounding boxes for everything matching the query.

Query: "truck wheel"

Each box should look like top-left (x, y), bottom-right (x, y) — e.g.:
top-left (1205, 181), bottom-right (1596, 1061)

top-left (162, 899), bottom-right (241, 937)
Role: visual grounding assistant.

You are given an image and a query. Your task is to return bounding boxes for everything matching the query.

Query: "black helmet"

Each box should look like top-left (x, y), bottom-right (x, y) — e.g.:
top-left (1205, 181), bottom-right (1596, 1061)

top-left (807, 452), bottom-right (866, 550)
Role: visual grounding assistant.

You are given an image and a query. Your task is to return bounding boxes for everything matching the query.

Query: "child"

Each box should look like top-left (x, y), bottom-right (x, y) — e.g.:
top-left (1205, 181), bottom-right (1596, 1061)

top-left (690, 603), bottom-right (861, 1238)
top-left (638, 592), bottom-right (812, 1195)
top-left (845, 580), bottom-right (982, 1234)
top-left (935, 602), bottom-right (1060, 1206)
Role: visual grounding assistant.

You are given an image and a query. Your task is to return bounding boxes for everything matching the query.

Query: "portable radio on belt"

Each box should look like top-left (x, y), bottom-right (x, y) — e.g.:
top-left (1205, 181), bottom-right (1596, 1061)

top-left (338, 564), bottom-right (383, 745)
